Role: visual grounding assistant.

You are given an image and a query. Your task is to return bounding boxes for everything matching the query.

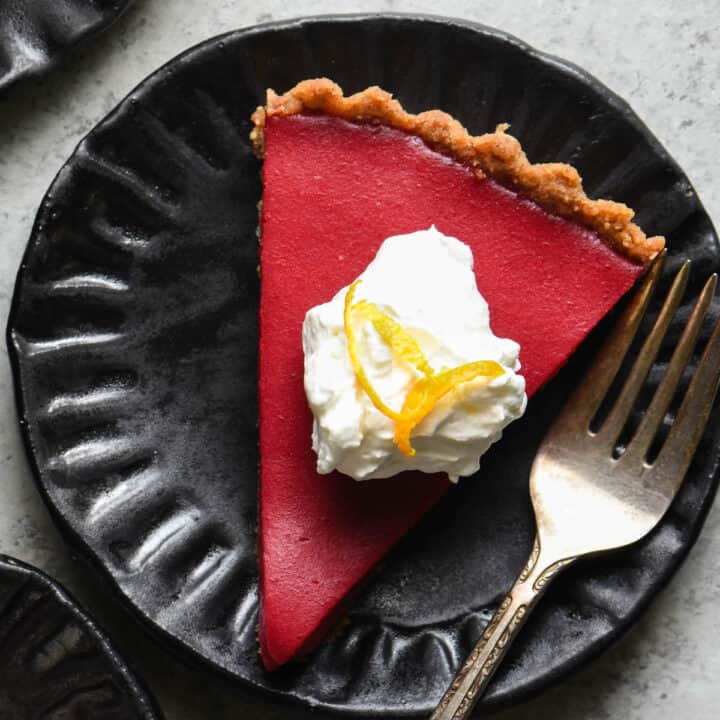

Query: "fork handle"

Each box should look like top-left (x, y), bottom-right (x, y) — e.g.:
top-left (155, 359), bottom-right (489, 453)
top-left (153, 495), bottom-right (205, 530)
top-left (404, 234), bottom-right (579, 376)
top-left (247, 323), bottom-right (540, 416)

top-left (430, 538), bottom-right (577, 720)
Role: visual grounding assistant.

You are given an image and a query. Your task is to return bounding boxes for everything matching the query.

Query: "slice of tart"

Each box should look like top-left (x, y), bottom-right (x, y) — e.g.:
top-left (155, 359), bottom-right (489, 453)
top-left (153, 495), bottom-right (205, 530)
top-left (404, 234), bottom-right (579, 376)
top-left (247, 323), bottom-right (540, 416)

top-left (251, 79), bottom-right (663, 670)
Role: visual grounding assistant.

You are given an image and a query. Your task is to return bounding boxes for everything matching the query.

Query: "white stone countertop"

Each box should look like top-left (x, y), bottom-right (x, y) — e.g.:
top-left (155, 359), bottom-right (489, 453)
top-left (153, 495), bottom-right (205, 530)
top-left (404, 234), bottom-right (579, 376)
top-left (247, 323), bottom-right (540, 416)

top-left (1, 1), bottom-right (718, 718)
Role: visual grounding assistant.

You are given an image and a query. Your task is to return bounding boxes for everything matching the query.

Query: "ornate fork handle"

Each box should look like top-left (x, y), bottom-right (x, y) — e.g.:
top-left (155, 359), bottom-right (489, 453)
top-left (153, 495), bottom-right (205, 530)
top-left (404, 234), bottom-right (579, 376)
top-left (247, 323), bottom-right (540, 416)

top-left (431, 539), bottom-right (576, 720)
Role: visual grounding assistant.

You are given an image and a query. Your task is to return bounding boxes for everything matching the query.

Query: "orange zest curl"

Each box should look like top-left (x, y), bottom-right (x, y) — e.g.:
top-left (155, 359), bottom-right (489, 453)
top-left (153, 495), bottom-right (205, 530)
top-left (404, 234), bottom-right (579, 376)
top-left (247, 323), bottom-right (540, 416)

top-left (351, 299), bottom-right (434, 377)
top-left (344, 280), bottom-right (402, 421)
top-left (344, 280), bottom-right (504, 457)
top-left (393, 361), bottom-right (503, 456)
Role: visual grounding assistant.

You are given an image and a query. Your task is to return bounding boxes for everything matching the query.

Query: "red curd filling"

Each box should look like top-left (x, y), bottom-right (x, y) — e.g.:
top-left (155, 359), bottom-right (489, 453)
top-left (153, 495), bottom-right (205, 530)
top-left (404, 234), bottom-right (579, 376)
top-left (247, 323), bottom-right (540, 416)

top-left (257, 113), bottom-right (642, 669)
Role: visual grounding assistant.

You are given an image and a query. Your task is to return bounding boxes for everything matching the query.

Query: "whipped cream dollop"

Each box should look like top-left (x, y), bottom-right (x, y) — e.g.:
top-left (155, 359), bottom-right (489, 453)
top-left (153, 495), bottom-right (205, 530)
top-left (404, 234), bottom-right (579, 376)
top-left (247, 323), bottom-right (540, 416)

top-left (302, 227), bottom-right (527, 482)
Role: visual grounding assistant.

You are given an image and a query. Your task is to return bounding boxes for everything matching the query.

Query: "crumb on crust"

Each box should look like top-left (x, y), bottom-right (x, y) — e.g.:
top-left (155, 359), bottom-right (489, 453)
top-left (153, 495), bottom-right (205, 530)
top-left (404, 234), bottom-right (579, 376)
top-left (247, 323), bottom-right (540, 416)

top-left (251, 78), bottom-right (665, 266)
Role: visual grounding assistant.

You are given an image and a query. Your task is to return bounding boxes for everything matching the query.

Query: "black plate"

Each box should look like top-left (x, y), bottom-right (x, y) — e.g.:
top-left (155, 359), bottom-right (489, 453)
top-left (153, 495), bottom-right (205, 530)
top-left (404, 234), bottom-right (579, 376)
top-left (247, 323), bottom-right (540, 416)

top-left (7, 14), bottom-right (720, 717)
top-left (0, 0), bottom-right (134, 94)
top-left (0, 554), bottom-right (161, 719)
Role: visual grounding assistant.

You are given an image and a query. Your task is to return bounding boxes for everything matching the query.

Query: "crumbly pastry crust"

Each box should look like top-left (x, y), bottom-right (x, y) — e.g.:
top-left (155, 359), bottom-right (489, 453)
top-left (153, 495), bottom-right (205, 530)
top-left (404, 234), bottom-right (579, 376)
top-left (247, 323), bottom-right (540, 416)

top-left (251, 78), bottom-right (664, 265)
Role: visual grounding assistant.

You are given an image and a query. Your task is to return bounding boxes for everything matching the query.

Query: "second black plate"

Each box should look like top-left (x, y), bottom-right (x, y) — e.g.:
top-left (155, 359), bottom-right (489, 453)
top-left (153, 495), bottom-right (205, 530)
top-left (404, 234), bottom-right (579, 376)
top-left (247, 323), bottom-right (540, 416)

top-left (8, 14), bottom-right (720, 717)
top-left (0, 555), bottom-right (161, 720)
top-left (0, 0), bottom-right (134, 94)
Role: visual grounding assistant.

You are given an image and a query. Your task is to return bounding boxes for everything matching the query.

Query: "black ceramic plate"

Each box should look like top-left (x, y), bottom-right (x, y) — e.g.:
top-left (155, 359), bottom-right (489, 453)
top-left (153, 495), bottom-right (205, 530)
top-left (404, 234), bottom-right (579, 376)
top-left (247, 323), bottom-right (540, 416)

top-left (7, 14), bottom-right (720, 717)
top-left (0, 0), bottom-right (134, 94)
top-left (0, 554), bottom-right (161, 719)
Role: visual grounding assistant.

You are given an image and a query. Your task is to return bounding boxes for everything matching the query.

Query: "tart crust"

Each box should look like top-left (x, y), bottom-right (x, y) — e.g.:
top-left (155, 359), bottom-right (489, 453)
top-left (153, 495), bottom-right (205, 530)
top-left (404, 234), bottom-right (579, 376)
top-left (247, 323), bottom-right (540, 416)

top-left (251, 78), bottom-right (664, 265)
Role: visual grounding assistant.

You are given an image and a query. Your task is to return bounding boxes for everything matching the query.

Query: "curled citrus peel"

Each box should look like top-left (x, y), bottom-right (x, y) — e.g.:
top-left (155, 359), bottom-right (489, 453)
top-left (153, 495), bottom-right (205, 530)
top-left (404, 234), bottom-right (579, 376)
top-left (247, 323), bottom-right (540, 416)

top-left (344, 280), bottom-right (504, 457)
top-left (344, 280), bottom-right (402, 421)
top-left (393, 361), bottom-right (503, 456)
top-left (352, 299), bottom-right (434, 377)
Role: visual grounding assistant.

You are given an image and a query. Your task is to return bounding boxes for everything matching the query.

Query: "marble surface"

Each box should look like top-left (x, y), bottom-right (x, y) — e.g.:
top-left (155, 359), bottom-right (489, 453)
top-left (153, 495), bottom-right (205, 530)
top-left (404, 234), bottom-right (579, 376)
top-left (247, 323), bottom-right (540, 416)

top-left (1, 1), bottom-right (719, 718)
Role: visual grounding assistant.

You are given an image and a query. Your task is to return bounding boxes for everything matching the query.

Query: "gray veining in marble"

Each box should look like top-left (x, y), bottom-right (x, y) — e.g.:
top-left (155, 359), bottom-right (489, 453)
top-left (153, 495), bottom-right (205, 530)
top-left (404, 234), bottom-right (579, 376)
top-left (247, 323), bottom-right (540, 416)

top-left (1, 1), bottom-right (719, 718)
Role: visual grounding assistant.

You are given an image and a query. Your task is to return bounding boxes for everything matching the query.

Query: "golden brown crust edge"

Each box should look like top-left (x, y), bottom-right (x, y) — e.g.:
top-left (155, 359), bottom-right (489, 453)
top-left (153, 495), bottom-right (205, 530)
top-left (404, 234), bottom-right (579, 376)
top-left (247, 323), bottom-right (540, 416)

top-left (251, 78), bottom-right (664, 266)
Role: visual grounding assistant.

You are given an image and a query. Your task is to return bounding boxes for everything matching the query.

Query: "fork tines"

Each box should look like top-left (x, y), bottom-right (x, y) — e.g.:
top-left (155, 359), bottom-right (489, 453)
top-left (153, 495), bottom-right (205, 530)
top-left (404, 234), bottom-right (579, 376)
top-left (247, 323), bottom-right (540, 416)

top-left (567, 252), bottom-right (720, 474)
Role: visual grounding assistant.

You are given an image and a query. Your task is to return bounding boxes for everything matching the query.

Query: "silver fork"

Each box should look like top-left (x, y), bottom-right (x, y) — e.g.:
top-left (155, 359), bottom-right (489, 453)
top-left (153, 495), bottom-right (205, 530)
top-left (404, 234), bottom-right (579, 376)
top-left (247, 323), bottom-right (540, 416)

top-left (431, 254), bottom-right (720, 720)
